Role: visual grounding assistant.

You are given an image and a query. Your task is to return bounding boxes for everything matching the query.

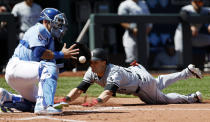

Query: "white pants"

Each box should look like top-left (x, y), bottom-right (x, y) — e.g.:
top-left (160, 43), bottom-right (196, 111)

top-left (174, 29), bottom-right (210, 64)
top-left (123, 31), bottom-right (137, 63)
top-left (5, 57), bottom-right (39, 102)
top-left (123, 31), bottom-right (149, 63)
top-left (174, 29), bottom-right (210, 52)
top-left (134, 65), bottom-right (197, 104)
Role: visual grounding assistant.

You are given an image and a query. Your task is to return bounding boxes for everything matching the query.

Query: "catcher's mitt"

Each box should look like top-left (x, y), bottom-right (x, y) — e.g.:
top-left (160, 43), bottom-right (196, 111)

top-left (64, 42), bottom-right (91, 70)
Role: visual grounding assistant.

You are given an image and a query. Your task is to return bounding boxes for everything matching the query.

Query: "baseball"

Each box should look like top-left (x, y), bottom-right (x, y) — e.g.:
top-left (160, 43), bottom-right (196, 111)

top-left (79, 56), bottom-right (86, 63)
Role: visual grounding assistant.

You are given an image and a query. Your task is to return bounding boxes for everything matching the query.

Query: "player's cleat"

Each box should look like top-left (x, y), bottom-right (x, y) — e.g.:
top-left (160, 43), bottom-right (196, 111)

top-left (3, 99), bottom-right (35, 112)
top-left (187, 64), bottom-right (202, 79)
top-left (0, 88), bottom-right (12, 105)
top-left (195, 91), bottom-right (202, 103)
top-left (53, 102), bottom-right (68, 109)
top-left (34, 105), bottom-right (62, 115)
top-left (0, 105), bottom-right (14, 113)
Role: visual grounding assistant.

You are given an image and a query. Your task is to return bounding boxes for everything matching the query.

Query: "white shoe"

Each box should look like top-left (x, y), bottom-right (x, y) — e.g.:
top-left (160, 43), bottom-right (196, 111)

top-left (34, 106), bottom-right (62, 115)
top-left (195, 91), bottom-right (203, 103)
top-left (53, 102), bottom-right (69, 109)
top-left (0, 88), bottom-right (12, 105)
top-left (188, 64), bottom-right (202, 79)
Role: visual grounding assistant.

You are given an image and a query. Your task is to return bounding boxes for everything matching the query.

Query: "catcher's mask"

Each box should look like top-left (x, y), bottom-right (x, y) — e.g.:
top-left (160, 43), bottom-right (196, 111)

top-left (91, 48), bottom-right (108, 62)
top-left (39, 8), bottom-right (68, 42)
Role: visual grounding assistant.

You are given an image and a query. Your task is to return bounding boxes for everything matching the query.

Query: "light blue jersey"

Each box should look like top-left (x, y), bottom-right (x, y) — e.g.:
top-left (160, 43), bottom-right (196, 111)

top-left (12, 23), bottom-right (55, 62)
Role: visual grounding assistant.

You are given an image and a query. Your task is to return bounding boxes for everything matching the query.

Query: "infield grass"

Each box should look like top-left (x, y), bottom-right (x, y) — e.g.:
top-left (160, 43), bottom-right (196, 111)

top-left (0, 75), bottom-right (210, 99)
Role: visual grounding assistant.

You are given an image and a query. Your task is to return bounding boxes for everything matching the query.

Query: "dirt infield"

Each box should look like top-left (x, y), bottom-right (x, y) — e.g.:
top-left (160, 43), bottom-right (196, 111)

top-left (1, 71), bottom-right (210, 122)
top-left (1, 97), bottom-right (210, 122)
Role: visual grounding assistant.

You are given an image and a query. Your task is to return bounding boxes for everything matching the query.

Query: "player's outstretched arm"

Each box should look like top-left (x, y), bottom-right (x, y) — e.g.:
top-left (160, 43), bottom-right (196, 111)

top-left (67, 88), bottom-right (84, 102)
top-left (81, 90), bottom-right (113, 107)
top-left (54, 88), bottom-right (83, 104)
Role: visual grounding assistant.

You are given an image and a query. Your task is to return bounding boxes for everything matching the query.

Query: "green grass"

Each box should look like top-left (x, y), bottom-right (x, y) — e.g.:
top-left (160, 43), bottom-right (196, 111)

top-left (0, 76), bottom-right (210, 99)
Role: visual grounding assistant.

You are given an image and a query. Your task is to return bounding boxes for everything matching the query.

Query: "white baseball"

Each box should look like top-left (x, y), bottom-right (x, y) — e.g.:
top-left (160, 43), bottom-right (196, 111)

top-left (79, 56), bottom-right (86, 63)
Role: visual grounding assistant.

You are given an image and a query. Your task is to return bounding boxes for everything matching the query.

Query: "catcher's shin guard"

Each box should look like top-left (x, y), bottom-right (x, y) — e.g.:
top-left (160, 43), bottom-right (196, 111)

top-left (35, 62), bottom-right (58, 111)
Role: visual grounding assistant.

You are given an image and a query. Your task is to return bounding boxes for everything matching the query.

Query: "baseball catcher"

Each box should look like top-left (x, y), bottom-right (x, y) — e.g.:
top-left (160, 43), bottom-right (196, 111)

top-left (0, 8), bottom-right (79, 115)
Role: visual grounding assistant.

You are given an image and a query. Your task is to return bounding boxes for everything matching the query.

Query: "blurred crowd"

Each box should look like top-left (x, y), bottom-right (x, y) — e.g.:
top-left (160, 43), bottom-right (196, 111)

top-left (0, 0), bottom-right (210, 73)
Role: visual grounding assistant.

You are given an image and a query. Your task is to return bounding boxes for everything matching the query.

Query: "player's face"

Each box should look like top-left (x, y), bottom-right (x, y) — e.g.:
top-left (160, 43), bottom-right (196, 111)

top-left (25, 0), bottom-right (33, 6)
top-left (90, 60), bottom-right (106, 75)
top-left (192, 1), bottom-right (204, 12)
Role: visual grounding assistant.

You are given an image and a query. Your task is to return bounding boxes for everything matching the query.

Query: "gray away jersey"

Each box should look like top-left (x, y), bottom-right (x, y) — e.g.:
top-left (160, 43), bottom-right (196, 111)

top-left (83, 64), bottom-right (142, 95)
top-left (177, 5), bottom-right (210, 31)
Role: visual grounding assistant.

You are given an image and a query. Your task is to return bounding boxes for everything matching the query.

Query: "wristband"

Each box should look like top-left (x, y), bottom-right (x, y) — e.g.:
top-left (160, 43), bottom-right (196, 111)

top-left (65, 96), bottom-right (71, 102)
top-left (53, 51), bottom-right (64, 59)
top-left (96, 98), bottom-right (103, 103)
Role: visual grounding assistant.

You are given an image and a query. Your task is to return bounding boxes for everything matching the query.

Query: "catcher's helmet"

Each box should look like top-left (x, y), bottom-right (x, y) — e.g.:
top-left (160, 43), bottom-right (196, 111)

top-left (91, 48), bottom-right (108, 61)
top-left (39, 8), bottom-right (68, 41)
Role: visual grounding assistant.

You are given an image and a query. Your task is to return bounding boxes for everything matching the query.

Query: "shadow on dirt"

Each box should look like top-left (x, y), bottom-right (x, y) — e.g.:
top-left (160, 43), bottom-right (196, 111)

top-left (121, 103), bottom-right (168, 106)
top-left (62, 111), bottom-right (127, 116)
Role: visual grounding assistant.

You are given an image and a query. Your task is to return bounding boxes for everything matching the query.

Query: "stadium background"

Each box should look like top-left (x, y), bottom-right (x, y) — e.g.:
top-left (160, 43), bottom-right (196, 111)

top-left (0, 0), bottom-right (210, 72)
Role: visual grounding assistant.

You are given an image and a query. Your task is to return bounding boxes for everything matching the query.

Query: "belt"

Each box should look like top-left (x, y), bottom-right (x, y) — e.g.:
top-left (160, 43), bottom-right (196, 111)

top-left (135, 74), bottom-right (142, 93)
top-left (136, 74), bottom-right (142, 80)
top-left (135, 86), bottom-right (140, 93)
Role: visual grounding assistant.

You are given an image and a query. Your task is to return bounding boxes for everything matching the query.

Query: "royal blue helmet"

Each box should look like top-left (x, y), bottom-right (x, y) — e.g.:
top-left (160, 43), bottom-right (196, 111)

top-left (40, 8), bottom-right (68, 41)
top-left (40, 8), bottom-right (61, 22)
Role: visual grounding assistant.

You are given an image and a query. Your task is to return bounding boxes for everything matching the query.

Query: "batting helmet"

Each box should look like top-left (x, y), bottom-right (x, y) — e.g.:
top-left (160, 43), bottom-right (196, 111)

top-left (91, 48), bottom-right (108, 61)
top-left (39, 8), bottom-right (68, 41)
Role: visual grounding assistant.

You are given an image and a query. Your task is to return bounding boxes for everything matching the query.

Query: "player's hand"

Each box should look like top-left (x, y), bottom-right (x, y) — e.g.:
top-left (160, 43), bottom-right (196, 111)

top-left (208, 25), bottom-right (210, 34)
top-left (54, 97), bottom-right (67, 104)
top-left (81, 99), bottom-right (98, 107)
top-left (191, 26), bottom-right (198, 37)
top-left (61, 43), bottom-right (79, 59)
top-left (133, 28), bottom-right (138, 36)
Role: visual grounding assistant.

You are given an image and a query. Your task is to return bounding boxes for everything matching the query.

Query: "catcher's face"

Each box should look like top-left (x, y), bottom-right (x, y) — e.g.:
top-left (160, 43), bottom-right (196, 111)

top-left (90, 60), bottom-right (106, 77)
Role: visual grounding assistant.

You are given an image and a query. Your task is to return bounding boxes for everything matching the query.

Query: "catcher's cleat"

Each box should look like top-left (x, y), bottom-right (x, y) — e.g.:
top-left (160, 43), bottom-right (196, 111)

top-left (3, 99), bottom-right (35, 112)
top-left (53, 102), bottom-right (68, 109)
top-left (187, 64), bottom-right (202, 79)
top-left (0, 88), bottom-right (12, 105)
top-left (0, 105), bottom-right (14, 113)
top-left (195, 91), bottom-right (203, 103)
top-left (34, 105), bottom-right (62, 115)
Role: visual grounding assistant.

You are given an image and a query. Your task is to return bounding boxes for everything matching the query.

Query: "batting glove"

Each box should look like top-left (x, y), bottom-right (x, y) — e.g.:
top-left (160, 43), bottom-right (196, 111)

top-left (81, 99), bottom-right (98, 107)
top-left (54, 96), bottom-right (71, 104)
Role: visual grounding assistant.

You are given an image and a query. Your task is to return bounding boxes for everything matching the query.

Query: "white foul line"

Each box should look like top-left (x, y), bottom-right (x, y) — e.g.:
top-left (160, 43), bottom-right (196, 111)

top-left (89, 107), bottom-right (210, 111)
top-left (1, 106), bottom-right (210, 121)
top-left (0, 116), bottom-right (85, 122)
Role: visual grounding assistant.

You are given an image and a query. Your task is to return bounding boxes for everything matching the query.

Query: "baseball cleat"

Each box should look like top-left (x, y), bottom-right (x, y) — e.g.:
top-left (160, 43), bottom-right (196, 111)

top-left (195, 91), bottom-right (203, 103)
top-left (34, 106), bottom-right (62, 115)
top-left (187, 64), bottom-right (202, 79)
top-left (0, 88), bottom-right (12, 105)
top-left (0, 105), bottom-right (14, 113)
top-left (53, 102), bottom-right (68, 109)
